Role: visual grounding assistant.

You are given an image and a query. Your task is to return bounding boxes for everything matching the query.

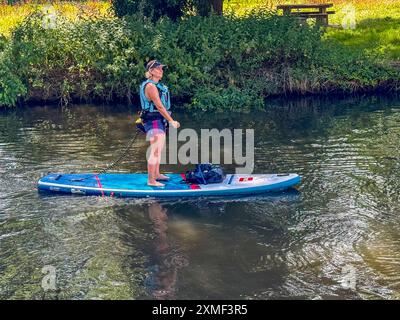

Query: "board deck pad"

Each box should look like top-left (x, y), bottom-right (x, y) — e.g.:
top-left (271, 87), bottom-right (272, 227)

top-left (38, 173), bottom-right (301, 198)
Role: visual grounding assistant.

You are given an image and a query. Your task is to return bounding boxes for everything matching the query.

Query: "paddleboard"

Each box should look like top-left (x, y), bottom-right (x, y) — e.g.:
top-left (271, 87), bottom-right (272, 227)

top-left (37, 173), bottom-right (301, 198)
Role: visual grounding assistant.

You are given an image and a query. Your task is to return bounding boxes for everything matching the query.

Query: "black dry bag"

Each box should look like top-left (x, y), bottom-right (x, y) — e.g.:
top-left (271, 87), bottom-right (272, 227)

top-left (185, 164), bottom-right (225, 185)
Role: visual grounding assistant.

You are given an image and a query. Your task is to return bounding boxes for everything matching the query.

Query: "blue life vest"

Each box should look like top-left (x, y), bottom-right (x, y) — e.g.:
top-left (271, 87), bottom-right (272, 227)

top-left (139, 79), bottom-right (171, 112)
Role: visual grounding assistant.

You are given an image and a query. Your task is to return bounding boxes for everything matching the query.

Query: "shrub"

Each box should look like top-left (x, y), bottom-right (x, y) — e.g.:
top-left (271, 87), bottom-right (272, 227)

top-left (111, 0), bottom-right (188, 21)
top-left (0, 51), bottom-right (27, 106)
top-left (1, 8), bottom-right (398, 109)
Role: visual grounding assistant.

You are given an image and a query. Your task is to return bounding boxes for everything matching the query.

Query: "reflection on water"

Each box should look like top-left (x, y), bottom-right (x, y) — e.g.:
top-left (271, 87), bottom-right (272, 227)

top-left (1, 94), bottom-right (400, 299)
top-left (145, 202), bottom-right (189, 300)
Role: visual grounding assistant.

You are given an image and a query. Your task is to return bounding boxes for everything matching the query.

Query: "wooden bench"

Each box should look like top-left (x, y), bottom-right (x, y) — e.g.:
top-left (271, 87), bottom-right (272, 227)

top-left (277, 3), bottom-right (335, 26)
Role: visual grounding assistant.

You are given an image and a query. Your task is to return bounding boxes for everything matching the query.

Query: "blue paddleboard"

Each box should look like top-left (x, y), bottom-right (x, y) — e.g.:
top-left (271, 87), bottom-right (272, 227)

top-left (37, 173), bottom-right (301, 198)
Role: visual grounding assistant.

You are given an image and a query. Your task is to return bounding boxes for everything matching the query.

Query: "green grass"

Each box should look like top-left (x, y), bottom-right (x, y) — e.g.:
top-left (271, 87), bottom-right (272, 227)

top-left (0, 1), bottom-right (112, 37)
top-left (325, 0), bottom-right (400, 63)
top-left (225, 0), bottom-right (400, 64)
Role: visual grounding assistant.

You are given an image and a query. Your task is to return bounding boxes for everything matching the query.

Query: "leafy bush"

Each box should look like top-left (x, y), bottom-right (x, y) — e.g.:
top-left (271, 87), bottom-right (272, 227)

top-left (0, 51), bottom-right (27, 106)
top-left (1, 8), bottom-right (398, 109)
top-left (111, 0), bottom-right (219, 21)
top-left (111, 0), bottom-right (188, 21)
top-left (0, 34), bottom-right (7, 51)
top-left (7, 11), bottom-right (144, 105)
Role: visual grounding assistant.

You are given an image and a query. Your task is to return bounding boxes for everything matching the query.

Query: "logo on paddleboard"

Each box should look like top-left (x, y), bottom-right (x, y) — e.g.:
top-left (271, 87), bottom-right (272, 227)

top-left (71, 189), bottom-right (86, 195)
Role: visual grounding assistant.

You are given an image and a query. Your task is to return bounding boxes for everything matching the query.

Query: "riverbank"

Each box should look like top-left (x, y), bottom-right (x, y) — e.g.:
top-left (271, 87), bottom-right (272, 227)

top-left (0, 1), bottom-right (399, 110)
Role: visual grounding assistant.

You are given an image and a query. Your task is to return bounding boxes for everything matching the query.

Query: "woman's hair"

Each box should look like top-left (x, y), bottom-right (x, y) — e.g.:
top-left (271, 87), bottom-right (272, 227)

top-left (145, 59), bottom-right (156, 79)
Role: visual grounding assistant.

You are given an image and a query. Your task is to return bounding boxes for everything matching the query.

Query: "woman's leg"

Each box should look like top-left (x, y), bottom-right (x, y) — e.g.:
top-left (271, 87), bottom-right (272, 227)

top-left (154, 133), bottom-right (169, 180)
top-left (148, 134), bottom-right (164, 187)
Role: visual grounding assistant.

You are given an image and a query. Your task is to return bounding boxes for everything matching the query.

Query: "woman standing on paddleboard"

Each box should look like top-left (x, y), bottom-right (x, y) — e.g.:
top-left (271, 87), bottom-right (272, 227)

top-left (139, 60), bottom-right (180, 187)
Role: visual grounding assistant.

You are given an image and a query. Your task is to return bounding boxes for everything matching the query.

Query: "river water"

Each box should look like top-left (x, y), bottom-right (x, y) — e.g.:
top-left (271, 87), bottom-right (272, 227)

top-left (0, 94), bottom-right (399, 299)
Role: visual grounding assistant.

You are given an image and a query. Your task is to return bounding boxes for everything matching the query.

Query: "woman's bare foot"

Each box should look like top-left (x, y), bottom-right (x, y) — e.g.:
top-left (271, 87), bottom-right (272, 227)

top-left (156, 174), bottom-right (170, 181)
top-left (148, 181), bottom-right (165, 187)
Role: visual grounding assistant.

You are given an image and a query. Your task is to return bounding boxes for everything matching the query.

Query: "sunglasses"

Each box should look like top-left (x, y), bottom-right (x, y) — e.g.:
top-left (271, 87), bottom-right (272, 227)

top-left (147, 60), bottom-right (166, 70)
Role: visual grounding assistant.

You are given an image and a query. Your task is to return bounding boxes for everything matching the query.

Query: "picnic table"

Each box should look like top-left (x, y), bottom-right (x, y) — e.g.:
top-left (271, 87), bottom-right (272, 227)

top-left (276, 3), bottom-right (335, 26)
